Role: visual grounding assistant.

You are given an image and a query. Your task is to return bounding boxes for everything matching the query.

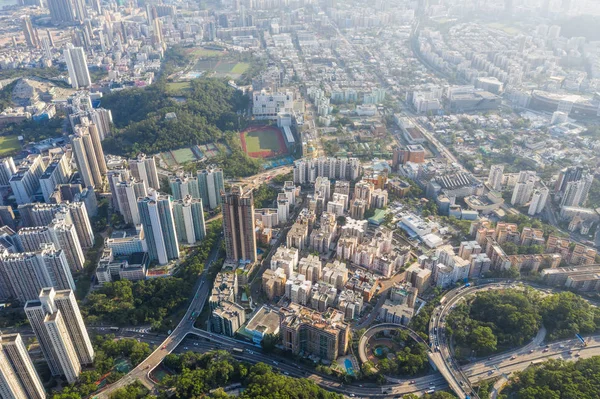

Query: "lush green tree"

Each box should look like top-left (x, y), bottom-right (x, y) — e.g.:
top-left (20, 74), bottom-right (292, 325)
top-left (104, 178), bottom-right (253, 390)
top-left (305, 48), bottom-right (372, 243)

top-left (539, 292), bottom-right (600, 340)
top-left (108, 381), bottom-right (149, 399)
top-left (500, 357), bottom-right (600, 399)
top-left (161, 351), bottom-right (341, 399)
top-left (253, 184), bottom-right (278, 208)
top-left (470, 326), bottom-right (497, 355)
top-left (447, 290), bottom-right (541, 355)
top-left (261, 333), bottom-right (279, 353)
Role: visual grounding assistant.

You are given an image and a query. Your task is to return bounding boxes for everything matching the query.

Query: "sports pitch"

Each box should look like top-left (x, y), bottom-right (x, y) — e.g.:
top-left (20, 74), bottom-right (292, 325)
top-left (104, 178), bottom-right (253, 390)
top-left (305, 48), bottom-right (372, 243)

top-left (0, 135), bottom-right (20, 157)
top-left (171, 148), bottom-right (197, 164)
top-left (240, 127), bottom-right (287, 158)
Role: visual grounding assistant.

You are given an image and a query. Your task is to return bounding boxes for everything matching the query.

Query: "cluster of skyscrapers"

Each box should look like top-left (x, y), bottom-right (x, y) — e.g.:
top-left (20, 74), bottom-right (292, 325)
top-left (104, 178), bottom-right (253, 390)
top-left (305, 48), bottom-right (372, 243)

top-left (0, 155), bottom-right (96, 301)
top-left (0, 286), bottom-right (93, 397)
top-left (107, 159), bottom-right (219, 265)
top-left (25, 288), bottom-right (93, 384)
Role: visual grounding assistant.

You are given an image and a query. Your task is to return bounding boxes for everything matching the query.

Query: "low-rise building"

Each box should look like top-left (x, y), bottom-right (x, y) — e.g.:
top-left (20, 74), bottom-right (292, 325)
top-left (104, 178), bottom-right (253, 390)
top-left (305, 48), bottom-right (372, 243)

top-left (244, 306), bottom-right (281, 344)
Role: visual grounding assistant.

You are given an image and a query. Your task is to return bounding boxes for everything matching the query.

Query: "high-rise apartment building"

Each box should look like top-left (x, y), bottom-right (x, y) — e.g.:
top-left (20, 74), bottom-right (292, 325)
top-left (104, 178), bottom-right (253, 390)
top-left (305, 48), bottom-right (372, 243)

top-left (107, 168), bottom-right (130, 209)
top-left (64, 202), bottom-right (94, 249)
top-left (49, 289), bottom-right (94, 365)
top-left (21, 16), bottom-right (39, 48)
top-left (0, 157), bottom-right (16, 187)
top-left (0, 207), bottom-right (16, 231)
top-left (0, 244), bottom-right (75, 302)
top-left (47, 0), bottom-right (76, 24)
top-left (17, 226), bottom-right (53, 252)
top-left (561, 174), bottom-right (593, 209)
top-left (87, 123), bottom-right (107, 175)
top-left (293, 157), bottom-right (361, 184)
top-left (129, 154), bottom-right (160, 191)
top-left (354, 180), bottom-right (374, 208)
top-left (554, 166), bottom-right (584, 194)
top-left (114, 178), bottom-right (146, 225)
top-left (0, 333), bottom-right (45, 399)
top-left (280, 303), bottom-right (349, 361)
top-left (63, 45), bottom-right (91, 89)
top-left (511, 171), bottom-right (537, 206)
top-left (24, 300), bottom-right (61, 376)
top-left (9, 155), bottom-right (45, 205)
top-left (528, 185), bottom-right (549, 216)
top-left (172, 196), bottom-right (206, 245)
top-left (210, 301), bottom-right (246, 337)
top-left (487, 164), bottom-right (504, 191)
top-left (277, 193), bottom-right (289, 224)
top-left (40, 153), bottom-right (71, 203)
top-left (25, 288), bottom-right (92, 383)
top-left (71, 125), bottom-right (104, 188)
top-left (18, 203), bottom-right (59, 228)
top-left (137, 190), bottom-right (179, 265)
top-left (41, 36), bottom-right (52, 60)
top-left (43, 311), bottom-right (80, 383)
top-left (72, 0), bottom-right (87, 22)
top-left (48, 219), bottom-right (85, 271)
top-left (169, 174), bottom-right (200, 201)
top-left (222, 185), bottom-right (257, 264)
top-left (197, 166), bottom-right (224, 209)
top-left (90, 108), bottom-right (113, 141)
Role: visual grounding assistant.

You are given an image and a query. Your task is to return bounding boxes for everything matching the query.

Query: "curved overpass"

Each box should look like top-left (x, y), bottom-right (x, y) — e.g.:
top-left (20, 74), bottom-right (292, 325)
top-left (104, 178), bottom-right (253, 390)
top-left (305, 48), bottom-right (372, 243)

top-left (97, 270), bottom-right (598, 399)
top-left (358, 323), bottom-right (428, 365)
top-left (429, 279), bottom-right (583, 399)
top-left (94, 240), bottom-right (222, 398)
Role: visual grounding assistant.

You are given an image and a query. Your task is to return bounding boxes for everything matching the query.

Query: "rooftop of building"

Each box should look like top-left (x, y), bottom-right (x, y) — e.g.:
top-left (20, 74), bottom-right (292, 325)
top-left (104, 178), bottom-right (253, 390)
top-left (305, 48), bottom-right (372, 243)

top-left (281, 303), bottom-right (347, 335)
top-left (0, 334), bottom-right (20, 344)
top-left (246, 306), bottom-right (281, 335)
top-left (213, 301), bottom-right (244, 317)
top-left (567, 273), bottom-right (600, 282)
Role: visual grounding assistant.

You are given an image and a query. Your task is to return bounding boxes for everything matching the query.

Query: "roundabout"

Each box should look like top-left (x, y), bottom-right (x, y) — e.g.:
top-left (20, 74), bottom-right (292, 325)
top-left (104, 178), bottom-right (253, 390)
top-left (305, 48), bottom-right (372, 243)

top-left (358, 323), bottom-right (428, 365)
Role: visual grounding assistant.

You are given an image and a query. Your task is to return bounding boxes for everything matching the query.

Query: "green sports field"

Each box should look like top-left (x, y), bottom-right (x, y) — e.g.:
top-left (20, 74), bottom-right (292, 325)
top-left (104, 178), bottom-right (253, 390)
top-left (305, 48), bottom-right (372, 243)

top-left (165, 81), bottom-right (191, 93)
top-left (171, 148), bottom-right (197, 164)
top-left (0, 135), bottom-right (20, 156)
top-left (231, 62), bottom-right (250, 74)
top-left (244, 130), bottom-right (281, 153)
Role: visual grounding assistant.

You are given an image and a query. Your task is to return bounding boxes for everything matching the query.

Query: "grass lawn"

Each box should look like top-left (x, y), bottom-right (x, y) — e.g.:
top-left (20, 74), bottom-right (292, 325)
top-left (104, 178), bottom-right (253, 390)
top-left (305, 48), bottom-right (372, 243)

top-left (231, 62), bottom-right (250, 74)
top-left (190, 48), bottom-right (224, 58)
top-left (0, 135), bottom-right (20, 156)
top-left (165, 81), bottom-right (191, 93)
top-left (172, 148), bottom-right (197, 164)
top-left (244, 130), bottom-right (282, 153)
top-left (488, 22), bottom-right (519, 35)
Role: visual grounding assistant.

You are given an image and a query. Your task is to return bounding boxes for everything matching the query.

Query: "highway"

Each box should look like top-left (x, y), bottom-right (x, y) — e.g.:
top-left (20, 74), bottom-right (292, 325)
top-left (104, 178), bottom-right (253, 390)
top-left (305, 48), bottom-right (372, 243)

top-left (429, 280), bottom-right (600, 399)
top-left (115, 324), bottom-right (600, 399)
top-left (94, 237), bottom-right (222, 398)
top-left (93, 289), bottom-right (600, 399)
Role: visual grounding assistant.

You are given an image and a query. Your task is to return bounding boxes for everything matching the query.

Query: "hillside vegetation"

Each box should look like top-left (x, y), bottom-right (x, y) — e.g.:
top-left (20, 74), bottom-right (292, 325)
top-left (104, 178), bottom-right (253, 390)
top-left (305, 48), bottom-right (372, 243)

top-left (447, 289), bottom-right (600, 357)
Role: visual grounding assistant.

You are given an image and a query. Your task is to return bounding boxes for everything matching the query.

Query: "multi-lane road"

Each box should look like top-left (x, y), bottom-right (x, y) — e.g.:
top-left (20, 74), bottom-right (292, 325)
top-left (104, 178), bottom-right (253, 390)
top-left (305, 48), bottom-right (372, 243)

top-left (90, 278), bottom-right (600, 399)
top-left (94, 237), bottom-right (222, 398)
top-left (108, 322), bottom-right (600, 399)
top-left (429, 280), bottom-right (600, 399)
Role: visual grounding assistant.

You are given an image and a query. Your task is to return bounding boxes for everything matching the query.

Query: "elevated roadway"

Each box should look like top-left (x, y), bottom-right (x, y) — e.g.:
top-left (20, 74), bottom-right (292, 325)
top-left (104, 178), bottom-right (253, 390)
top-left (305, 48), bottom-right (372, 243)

top-left (94, 239), bottom-right (222, 397)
